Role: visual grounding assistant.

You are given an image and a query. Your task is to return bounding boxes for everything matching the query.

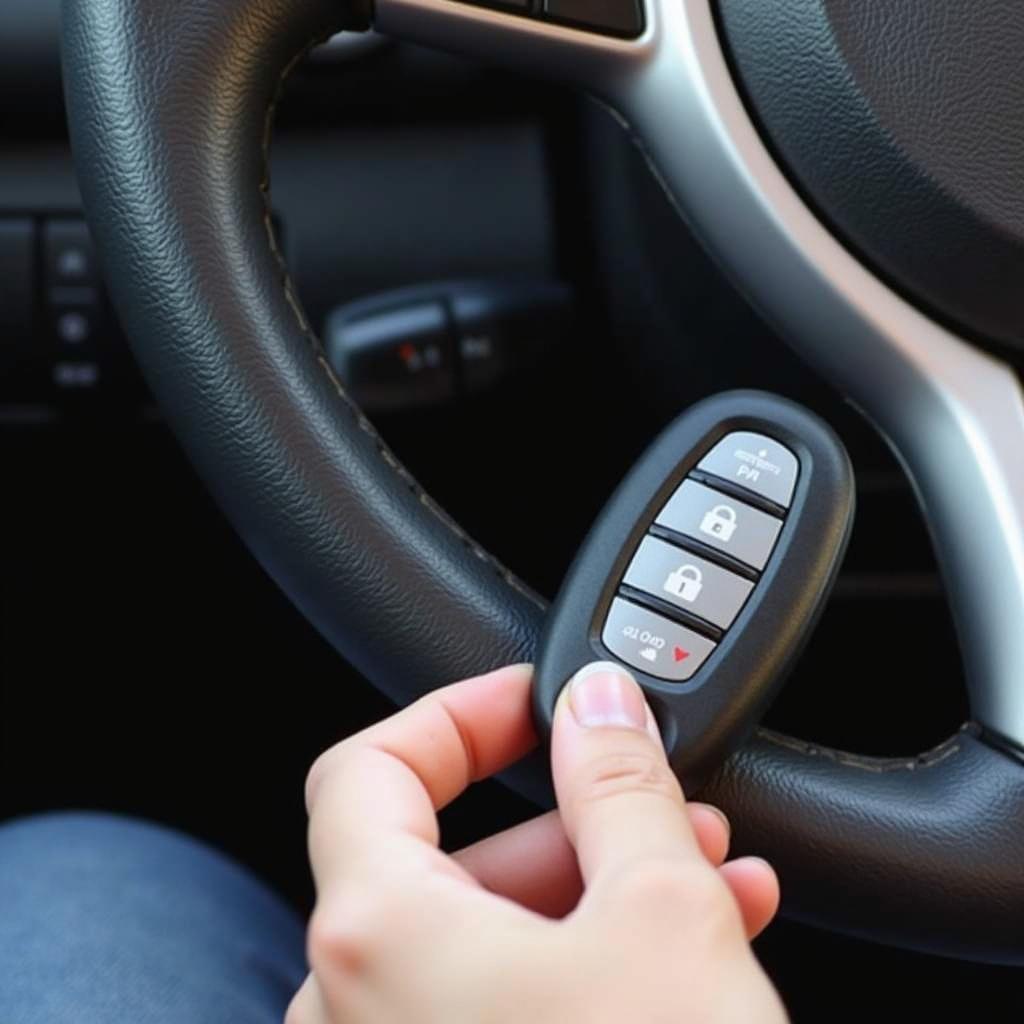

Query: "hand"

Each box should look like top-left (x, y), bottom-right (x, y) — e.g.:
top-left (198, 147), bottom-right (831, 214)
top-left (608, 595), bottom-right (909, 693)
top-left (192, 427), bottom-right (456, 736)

top-left (287, 662), bottom-right (787, 1023)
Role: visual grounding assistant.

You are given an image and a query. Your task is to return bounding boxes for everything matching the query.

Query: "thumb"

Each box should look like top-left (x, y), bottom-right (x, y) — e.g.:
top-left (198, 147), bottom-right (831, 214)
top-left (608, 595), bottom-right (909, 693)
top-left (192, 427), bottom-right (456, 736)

top-left (550, 661), bottom-right (704, 890)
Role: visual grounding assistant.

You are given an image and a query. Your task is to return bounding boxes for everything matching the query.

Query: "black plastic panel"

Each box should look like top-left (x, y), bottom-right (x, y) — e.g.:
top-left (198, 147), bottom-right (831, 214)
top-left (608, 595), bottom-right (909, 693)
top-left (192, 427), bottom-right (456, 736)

top-left (541, 0), bottom-right (642, 38)
top-left (0, 220), bottom-right (35, 377)
top-left (0, 0), bottom-right (62, 127)
top-left (270, 125), bottom-right (555, 334)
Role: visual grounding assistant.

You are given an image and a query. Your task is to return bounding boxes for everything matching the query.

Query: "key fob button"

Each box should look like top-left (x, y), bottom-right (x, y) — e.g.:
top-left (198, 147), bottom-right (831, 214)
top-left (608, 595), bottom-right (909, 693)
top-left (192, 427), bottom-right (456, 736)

top-left (623, 536), bottom-right (755, 630)
top-left (602, 597), bottom-right (716, 682)
top-left (698, 431), bottom-right (799, 508)
top-left (656, 480), bottom-right (782, 571)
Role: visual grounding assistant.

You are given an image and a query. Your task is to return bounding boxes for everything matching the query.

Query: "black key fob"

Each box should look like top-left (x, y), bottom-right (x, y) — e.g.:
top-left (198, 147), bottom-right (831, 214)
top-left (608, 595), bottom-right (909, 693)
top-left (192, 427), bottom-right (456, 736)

top-left (532, 390), bottom-right (855, 789)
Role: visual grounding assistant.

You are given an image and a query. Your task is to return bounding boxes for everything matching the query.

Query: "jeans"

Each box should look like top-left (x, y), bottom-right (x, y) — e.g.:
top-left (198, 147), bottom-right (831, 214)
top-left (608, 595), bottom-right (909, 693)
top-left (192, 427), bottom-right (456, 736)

top-left (0, 813), bottom-right (307, 1024)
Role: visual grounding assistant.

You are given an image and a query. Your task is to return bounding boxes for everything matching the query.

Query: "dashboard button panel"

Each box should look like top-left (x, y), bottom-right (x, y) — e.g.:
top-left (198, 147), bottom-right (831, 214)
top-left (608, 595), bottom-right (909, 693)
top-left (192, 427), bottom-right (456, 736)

top-left (44, 220), bottom-right (100, 290)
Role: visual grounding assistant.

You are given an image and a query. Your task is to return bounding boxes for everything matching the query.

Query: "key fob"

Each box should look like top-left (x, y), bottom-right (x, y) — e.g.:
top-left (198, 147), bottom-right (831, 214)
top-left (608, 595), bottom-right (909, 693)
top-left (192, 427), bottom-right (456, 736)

top-left (532, 390), bottom-right (855, 789)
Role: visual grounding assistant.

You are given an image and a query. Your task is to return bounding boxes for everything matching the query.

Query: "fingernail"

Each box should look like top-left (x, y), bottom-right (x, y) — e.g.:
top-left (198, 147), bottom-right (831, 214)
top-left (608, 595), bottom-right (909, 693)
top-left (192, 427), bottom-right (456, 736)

top-left (568, 661), bottom-right (648, 731)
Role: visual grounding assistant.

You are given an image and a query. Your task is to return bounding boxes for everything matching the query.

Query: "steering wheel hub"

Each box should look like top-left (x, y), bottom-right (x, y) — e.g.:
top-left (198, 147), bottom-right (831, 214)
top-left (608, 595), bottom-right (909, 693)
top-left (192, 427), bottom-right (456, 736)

top-left (720, 0), bottom-right (1024, 350)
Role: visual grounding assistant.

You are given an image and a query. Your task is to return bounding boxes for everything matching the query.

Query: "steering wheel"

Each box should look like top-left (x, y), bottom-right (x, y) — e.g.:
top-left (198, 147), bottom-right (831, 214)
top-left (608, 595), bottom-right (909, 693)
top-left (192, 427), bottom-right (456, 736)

top-left (62, 0), bottom-right (1024, 964)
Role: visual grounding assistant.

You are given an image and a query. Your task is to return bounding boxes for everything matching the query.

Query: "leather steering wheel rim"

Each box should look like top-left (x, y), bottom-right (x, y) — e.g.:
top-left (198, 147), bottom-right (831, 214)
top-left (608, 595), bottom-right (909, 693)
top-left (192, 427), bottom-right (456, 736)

top-left (61, 0), bottom-right (1024, 964)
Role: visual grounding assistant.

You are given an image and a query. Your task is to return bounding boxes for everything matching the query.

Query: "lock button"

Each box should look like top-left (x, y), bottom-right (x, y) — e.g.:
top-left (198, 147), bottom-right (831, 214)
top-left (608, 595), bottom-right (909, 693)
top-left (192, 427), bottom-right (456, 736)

top-left (623, 536), bottom-right (755, 630)
top-left (701, 504), bottom-right (738, 541)
top-left (656, 480), bottom-right (783, 571)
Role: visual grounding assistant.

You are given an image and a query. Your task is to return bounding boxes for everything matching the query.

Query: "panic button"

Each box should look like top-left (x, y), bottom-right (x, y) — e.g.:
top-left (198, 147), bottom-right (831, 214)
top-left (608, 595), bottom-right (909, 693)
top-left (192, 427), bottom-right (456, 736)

top-left (602, 598), bottom-right (715, 682)
top-left (698, 432), bottom-right (798, 508)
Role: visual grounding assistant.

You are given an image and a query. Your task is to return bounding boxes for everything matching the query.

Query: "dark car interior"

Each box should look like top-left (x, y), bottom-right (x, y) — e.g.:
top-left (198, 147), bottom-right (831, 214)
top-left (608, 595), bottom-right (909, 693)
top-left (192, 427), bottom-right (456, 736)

top-left (3, 0), bottom-right (1023, 1017)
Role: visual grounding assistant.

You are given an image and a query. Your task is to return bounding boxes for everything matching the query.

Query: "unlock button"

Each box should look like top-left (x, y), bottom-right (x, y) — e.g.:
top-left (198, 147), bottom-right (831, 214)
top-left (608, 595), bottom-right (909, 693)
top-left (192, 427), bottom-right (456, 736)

top-left (624, 536), bottom-right (755, 630)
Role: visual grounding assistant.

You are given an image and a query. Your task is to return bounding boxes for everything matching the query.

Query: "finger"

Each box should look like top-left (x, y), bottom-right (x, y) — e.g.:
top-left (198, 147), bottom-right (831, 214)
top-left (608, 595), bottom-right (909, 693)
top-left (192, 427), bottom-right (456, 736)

top-left (452, 803), bottom-right (732, 917)
top-left (689, 804), bottom-right (731, 867)
top-left (550, 661), bottom-right (703, 889)
top-left (718, 857), bottom-right (781, 939)
top-left (307, 664), bottom-right (535, 892)
top-left (452, 800), bottom-right (769, 937)
top-left (453, 811), bottom-right (581, 917)
top-left (285, 974), bottom-right (330, 1024)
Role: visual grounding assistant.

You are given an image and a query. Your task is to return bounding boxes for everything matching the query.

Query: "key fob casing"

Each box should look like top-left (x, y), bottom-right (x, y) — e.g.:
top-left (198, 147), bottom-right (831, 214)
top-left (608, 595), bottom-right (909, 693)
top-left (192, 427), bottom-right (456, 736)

top-left (532, 391), bottom-right (855, 790)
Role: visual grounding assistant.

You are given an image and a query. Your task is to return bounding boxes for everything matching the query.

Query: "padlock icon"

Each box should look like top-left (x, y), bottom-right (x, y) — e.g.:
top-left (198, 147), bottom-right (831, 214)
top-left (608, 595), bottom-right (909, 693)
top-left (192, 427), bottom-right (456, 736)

top-left (664, 565), bottom-right (703, 603)
top-left (700, 504), bottom-right (738, 542)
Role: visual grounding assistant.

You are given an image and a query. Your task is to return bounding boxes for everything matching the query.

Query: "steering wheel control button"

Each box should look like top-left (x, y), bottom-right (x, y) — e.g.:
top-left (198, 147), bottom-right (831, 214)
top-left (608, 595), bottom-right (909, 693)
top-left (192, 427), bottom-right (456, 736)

top-left (602, 598), bottom-right (715, 682)
top-left (326, 280), bottom-right (572, 411)
top-left (326, 301), bottom-right (455, 413)
top-left (540, 0), bottom-right (643, 38)
top-left (52, 303), bottom-right (101, 352)
top-left (656, 480), bottom-right (782, 571)
top-left (451, 280), bottom-right (571, 396)
top-left (43, 219), bottom-right (100, 290)
top-left (698, 432), bottom-right (799, 508)
top-left (623, 536), bottom-right (754, 631)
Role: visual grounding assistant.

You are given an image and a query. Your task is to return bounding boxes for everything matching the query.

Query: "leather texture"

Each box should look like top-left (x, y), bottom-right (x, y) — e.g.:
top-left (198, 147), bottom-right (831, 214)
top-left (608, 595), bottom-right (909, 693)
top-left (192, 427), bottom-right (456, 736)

top-left (702, 727), bottom-right (1024, 963)
top-left (718, 0), bottom-right (1024, 350)
top-left (62, 0), bottom-right (1024, 963)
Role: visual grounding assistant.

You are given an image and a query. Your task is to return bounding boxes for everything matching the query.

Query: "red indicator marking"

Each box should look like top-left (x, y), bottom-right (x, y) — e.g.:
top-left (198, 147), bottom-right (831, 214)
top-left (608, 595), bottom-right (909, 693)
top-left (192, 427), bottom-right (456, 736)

top-left (673, 646), bottom-right (689, 663)
top-left (398, 343), bottom-right (417, 365)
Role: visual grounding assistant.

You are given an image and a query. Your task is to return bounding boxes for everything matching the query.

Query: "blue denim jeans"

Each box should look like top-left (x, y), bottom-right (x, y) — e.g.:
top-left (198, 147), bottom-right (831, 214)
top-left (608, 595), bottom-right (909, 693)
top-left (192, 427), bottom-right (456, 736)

top-left (0, 813), bottom-right (307, 1023)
